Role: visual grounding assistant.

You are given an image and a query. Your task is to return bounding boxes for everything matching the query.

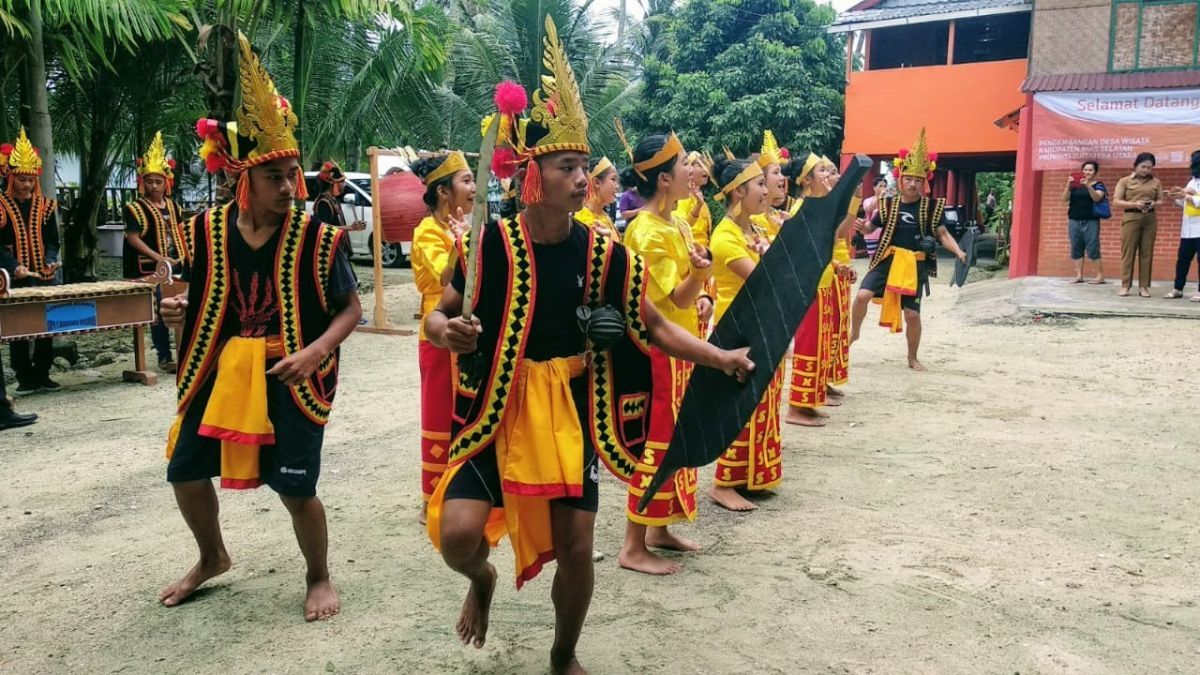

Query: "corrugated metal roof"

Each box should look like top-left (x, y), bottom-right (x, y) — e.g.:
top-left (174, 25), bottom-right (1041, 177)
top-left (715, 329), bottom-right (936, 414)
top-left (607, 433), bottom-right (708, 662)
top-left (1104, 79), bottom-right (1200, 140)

top-left (831, 0), bottom-right (1029, 28)
top-left (1022, 71), bottom-right (1200, 93)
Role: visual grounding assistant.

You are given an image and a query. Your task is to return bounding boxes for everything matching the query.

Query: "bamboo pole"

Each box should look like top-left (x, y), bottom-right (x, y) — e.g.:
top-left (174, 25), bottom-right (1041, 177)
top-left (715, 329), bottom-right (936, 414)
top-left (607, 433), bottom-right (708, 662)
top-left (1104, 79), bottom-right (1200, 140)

top-left (366, 146), bottom-right (392, 329)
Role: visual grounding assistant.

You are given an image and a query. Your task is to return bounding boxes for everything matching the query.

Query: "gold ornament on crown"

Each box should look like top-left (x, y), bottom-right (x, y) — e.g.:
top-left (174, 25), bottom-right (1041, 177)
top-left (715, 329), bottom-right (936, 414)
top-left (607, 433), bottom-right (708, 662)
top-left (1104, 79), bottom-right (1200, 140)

top-left (138, 131), bottom-right (173, 179)
top-left (8, 127), bottom-right (42, 175)
top-left (234, 33), bottom-right (300, 164)
top-left (893, 127), bottom-right (938, 180)
top-left (757, 130), bottom-right (782, 169)
top-left (526, 16), bottom-right (590, 157)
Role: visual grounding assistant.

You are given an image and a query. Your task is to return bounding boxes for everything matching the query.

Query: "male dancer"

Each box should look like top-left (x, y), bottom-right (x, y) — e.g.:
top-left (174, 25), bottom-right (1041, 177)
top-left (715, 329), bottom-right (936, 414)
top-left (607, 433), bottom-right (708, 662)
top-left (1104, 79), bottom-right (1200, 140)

top-left (851, 129), bottom-right (967, 370)
top-left (124, 131), bottom-right (188, 371)
top-left (425, 18), bottom-right (753, 674)
top-left (0, 127), bottom-right (61, 394)
top-left (158, 34), bottom-right (361, 621)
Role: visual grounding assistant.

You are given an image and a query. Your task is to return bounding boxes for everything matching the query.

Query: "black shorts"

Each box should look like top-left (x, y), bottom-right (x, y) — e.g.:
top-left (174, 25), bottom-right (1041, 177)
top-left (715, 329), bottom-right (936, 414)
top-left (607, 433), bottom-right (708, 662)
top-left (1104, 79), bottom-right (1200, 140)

top-left (167, 367), bottom-right (325, 498)
top-left (860, 256), bottom-right (927, 314)
top-left (444, 377), bottom-right (600, 512)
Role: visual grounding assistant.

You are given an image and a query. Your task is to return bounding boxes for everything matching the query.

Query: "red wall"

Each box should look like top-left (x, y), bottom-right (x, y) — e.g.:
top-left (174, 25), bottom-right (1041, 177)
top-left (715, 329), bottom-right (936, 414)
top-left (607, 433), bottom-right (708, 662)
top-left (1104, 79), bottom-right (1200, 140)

top-left (1035, 167), bottom-right (1192, 281)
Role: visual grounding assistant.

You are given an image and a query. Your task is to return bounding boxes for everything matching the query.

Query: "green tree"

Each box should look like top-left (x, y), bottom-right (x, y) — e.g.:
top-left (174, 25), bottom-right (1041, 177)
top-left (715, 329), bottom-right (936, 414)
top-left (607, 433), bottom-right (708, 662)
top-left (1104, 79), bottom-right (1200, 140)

top-left (433, 0), bottom-right (637, 159)
top-left (629, 0), bottom-right (845, 159)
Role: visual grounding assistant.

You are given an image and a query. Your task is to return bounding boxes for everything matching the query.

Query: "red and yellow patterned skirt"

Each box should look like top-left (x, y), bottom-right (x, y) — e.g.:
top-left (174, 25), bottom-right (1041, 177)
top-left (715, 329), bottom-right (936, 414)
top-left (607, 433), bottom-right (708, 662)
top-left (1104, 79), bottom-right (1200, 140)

top-left (419, 340), bottom-right (455, 502)
top-left (789, 277), bottom-right (836, 409)
top-left (627, 346), bottom-right (698, 526)
top-left (829, 273), bottom-right (851, 386)
top-left (714, 367), bottom-right (783, 491)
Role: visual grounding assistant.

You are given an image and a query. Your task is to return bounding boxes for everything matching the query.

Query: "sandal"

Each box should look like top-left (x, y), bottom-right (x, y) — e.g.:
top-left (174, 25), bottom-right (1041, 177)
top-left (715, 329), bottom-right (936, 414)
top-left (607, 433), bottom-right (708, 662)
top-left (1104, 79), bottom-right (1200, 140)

top-left (1087, 278), bottom-right (1106, 285)
top-left (1191, 294), bottom-right (1200, 303)
top-left (1118, 287), bottom-right (1130, 297)
top-left (1164, 290), bottom-right (1183, 299)
top-left (1070, 277), bottom-right (1085, 284)
top-left (1139, 288), bottom-right (1151, 298)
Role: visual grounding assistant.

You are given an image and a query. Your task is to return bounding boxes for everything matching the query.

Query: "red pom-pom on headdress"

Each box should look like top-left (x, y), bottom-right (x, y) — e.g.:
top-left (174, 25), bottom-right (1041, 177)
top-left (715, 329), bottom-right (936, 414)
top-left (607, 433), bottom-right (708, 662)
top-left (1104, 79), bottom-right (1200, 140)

top-left (195, 119), bottom-right (211, 138)
top-left (494, 80), bottom-right (528, 116)
top-left (0, 143), bottom-right (12, 155)
top-left (928, 152), bottom-right (938, 162)
top-left (167, 158), bottom-right (177, 169)
top-left (779, 148), bottom-right (791, 159)
top-left (492, 146), bottom-right (519, 180)
top-left (898, 148), bottom-right (909, 159)
top-left (205, 152), bottom-right (225, 173)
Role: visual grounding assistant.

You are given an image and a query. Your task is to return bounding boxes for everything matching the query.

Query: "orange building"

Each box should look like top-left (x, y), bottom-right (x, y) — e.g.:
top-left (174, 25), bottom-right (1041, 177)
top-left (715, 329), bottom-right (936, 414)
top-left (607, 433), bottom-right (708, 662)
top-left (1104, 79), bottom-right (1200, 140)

top-left (830, 0), bottom-right (1032, 218)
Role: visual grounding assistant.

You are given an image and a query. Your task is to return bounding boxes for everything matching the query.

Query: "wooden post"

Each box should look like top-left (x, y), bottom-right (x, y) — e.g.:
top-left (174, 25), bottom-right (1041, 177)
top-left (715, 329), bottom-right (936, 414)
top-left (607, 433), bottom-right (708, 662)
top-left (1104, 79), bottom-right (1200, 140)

top-left (367, 146), bottom-right (392, 330)
top-left (947, 20), bottom-right (956, 66)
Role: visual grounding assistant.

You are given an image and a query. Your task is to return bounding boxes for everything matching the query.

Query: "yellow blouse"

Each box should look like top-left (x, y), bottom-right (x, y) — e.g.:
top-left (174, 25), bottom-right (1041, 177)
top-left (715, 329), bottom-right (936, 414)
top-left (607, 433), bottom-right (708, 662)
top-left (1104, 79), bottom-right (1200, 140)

top-left (411, 215), bottom-right (455, 341)
top-left (574, 206), bottom-right (619, 242)
top-left (750, 209), bottom-right (785, 243)
top-left (709, 217), bottom-right (762, 324)
top-left (623, 209), bottom-right (699, 334)
top-left (674, 196), bottom-right (713, 248)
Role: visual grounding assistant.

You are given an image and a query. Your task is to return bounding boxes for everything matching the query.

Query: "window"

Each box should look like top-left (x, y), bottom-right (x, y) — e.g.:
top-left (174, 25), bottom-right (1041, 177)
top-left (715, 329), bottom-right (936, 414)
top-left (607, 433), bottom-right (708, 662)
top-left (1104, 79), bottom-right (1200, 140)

top-left (1109, 0), bottom-right (1200, 71)
top-left (869, 22), bottom-right (949, 69)
top-left (954, 14), bottom-right (1031, 64)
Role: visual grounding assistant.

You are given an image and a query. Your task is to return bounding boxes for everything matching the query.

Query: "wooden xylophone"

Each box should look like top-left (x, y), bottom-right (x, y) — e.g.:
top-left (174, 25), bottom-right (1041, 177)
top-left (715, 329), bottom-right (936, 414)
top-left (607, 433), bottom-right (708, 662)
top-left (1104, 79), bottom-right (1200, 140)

top-left (0, 261), bottom-right (186, 386)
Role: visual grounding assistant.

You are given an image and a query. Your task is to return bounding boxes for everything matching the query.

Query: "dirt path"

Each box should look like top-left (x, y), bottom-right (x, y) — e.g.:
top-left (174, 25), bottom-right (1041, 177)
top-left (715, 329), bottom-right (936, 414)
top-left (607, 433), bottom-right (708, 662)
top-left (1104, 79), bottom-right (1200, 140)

top-left (2, 265), bottom-right (1197, 674)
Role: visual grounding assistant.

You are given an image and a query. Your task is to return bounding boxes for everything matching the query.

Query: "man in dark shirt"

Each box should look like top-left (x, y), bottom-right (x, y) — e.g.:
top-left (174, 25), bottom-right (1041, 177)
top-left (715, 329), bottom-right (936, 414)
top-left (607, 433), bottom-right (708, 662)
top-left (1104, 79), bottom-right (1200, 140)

top-left (310, 160), bottom-right (365, 233)
top-left (424, 23), bottom-right (752, 673)
top-left (851, 129), bottom-right (967, 371)
top-left (124, 133), bottom-right (188, 371)
top-left (1, 130), bottom-right (62, 394)
top-left (158, 35), bottom-right (361, 623)
top-left (0, 246), bottom-right (38, 430)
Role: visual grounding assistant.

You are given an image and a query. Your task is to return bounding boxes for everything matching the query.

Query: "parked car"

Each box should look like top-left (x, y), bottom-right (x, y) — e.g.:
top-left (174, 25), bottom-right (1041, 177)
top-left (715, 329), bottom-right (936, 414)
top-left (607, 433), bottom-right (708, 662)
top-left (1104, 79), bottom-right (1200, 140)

top-left (303, 171), bottom-right (424, 267)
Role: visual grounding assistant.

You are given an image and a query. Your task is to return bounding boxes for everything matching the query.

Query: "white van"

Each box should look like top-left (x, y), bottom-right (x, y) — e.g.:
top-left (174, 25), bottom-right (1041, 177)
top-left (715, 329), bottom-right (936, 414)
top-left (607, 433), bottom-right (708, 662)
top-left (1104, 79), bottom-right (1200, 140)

top-left (303, 171), bottom-right (409, 267)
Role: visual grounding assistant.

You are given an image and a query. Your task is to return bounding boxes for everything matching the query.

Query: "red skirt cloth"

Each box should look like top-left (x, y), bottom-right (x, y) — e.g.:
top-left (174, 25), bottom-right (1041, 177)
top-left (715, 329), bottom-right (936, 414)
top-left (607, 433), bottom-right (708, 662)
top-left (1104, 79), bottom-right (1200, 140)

top-left (789, 282), bottom-right (835, 409)
top-left (829, 273), bottom-right (851, 386)
top-left (714, 367), bottom-right (783, 491)
top-left (419, 340), bottom-right (454, 502)
top-left (627, 346), bottom-right (698, 526)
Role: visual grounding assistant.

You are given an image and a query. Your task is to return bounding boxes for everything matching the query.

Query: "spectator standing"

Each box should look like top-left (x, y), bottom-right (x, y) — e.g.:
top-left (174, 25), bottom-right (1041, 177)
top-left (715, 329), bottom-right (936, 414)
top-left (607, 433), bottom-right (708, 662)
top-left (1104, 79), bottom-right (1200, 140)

top-left (861, 176), bottom-right (887, 258)
top-left (1061, 160), bottom-right (1107, 284)
top-left (1164, 149), bottom-right (1200, 301)
top-left (617, 167), bottom-right (645, 224)
top-left (1112, 153), bottom-right (1163, 297)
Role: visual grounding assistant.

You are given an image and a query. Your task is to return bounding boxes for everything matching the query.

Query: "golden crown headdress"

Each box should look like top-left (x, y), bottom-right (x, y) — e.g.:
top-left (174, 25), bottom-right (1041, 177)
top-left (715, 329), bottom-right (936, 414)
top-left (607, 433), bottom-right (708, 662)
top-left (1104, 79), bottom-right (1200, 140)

top-left (525, 16), bottom-right (589, 158)
top-left (195, 33), bottom-right (305, 207)
top-left (136, 131), bottom-right (176, 194)
top-left (892, 127), bottom-right (938, 180)
top-left (7, 127), bottom-right (42, 176)
top-left (757, 130), bottom-right (782, 169)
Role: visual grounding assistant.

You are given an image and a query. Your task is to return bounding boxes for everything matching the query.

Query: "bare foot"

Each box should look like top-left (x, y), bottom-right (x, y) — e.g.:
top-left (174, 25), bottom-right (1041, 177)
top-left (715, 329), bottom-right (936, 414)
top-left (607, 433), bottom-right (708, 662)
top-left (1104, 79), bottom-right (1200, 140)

top-left (304, 577), bottom-right (340, 622)
top-left (618, 544), bottom-right (682, 575)
top-left (826, 385), bottom-right (845, 399)
top-left (709, 486), bottom-right (757, 511)
top-left (908, 358), bottom-right (927, 372)
top-left (419, 502), bottom-right (428, 526)
top-left (551, 654), bottom-right (589, 675)
top-left (645, 526), bottom-right (701, 551)
top-left (457, 563), bottom-right (497, 648)
top-left (159, 553), bottom-right (232, 607)
top-left (823, 396), bottom-right (843, 407)
top-left (784, 407), bottom-right (826, 427)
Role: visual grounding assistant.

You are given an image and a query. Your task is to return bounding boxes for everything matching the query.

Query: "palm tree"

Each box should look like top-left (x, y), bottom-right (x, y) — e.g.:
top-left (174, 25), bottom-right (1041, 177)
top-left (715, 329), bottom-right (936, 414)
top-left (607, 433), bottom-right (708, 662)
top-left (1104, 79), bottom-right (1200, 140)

top-left (431, 0), bottom-right (638, 160)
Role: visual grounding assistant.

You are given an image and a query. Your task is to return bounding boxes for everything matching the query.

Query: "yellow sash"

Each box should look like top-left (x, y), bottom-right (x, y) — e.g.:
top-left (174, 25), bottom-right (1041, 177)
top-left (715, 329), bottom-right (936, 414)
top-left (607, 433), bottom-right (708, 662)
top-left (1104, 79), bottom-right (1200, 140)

top-left (428, 355), bottom-right (587, 588)
top-left (166, 336), bottom-right (281, 489)
top-left (874, 247), bottom-right (922, 334)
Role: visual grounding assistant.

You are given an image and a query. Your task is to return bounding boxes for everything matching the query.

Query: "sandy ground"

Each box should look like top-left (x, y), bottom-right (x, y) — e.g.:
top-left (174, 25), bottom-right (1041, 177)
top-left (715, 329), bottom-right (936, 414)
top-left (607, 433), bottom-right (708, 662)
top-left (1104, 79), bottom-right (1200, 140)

top-left (1, 259), bottom-right (1198, 675)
